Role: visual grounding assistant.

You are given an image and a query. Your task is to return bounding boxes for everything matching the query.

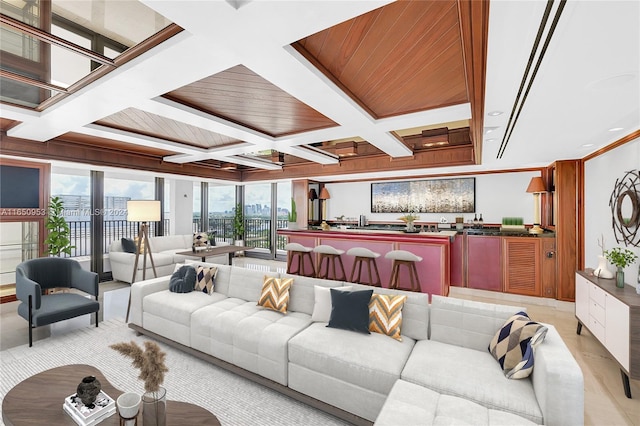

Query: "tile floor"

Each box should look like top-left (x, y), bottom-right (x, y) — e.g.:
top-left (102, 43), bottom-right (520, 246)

top-left (1, 258), bottom-right (638, 424)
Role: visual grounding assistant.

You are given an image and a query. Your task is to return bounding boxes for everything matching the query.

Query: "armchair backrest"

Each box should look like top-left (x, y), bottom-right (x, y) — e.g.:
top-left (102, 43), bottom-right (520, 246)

top-left (16, 257), bottom-right (79, 291)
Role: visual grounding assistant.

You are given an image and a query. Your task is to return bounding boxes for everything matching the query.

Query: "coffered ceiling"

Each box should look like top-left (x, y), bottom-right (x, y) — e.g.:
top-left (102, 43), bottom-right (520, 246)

top-left (1, 0), bottom-right (638, 183)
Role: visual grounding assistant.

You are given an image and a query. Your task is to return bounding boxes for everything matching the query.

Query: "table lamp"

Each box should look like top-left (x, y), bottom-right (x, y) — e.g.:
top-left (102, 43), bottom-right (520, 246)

top-left (319, 187), bottom-right (330, 222)
top-left (526, 177), bottom-right (546, 234)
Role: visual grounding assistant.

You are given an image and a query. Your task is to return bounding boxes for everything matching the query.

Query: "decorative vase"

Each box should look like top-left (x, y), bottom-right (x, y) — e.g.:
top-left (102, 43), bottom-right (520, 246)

top-left (142, 387), bottom-right (166, 426)
top-left (116, 392), bottom-right (141, 426)
top-left (76, 376), bottom-right (101, 407)
top-left (616, 267), bottom-right (625, 289)
top-left (593, 255), bottom-right (614, 279)
top-left (406, 222), bottom-right (416, 232)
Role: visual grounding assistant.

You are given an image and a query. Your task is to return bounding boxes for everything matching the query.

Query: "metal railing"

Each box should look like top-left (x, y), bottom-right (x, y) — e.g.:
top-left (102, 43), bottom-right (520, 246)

top-left (64, 219), bottom-right (170, 257)
top-left (193, 217), bottom-right (288, 251)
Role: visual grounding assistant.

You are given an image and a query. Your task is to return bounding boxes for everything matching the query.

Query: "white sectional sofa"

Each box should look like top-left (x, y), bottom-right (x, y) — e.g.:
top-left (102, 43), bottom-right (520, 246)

top-left (128, 264), bottom-right (584, 425)
top-left (109, 234), bottom-right (230, 283)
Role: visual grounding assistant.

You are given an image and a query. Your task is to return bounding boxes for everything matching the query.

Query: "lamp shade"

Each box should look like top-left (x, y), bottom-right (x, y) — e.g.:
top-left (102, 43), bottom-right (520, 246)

top-left (127, 200), bottom-right (161, 222)
top-left (309, 188), bottom-right (318, 200)
top-left (319, 187), bottom-right (331, 200)
top-left (526, 177), bottom-right (546, 193)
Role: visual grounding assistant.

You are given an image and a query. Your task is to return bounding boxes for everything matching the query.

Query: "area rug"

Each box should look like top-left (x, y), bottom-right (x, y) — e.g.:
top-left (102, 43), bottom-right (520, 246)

top-left (0, 318), bottom-right (348, 426)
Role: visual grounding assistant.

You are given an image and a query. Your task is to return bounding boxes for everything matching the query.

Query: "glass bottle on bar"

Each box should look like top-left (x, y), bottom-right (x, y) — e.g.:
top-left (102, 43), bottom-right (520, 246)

top-left (479, 214), bottom-right (484, 228)
top-left (473, 214), bottom-right (478, 228)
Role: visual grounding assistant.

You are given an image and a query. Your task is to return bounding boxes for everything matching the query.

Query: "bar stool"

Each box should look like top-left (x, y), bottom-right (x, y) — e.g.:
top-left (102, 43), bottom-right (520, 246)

top-left (284, 243), bottom-right (316, 277)
top-left (346, 247), bottom-right (381, 287)
top-left (385, 250), bottom-right (422, 292)
top-left (314, 245), bottom-right (347, 281)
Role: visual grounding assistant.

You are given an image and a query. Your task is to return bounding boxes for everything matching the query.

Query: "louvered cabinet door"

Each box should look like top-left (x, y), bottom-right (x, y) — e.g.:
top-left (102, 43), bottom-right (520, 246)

top-left (503, 238), bottom-right (542, 296)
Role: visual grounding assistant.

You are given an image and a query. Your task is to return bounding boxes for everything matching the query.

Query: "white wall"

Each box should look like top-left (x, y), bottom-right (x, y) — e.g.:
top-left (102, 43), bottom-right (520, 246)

top-left (584, 137), bottom-right (640, 287)
top-left (324, 171), bottom-right (539, 225)
top-left (171, 179), bottom-right (195, 235)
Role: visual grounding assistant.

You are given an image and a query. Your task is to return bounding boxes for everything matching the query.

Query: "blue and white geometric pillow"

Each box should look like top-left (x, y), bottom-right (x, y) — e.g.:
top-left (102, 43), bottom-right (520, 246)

top-left (194, 266), bottom-right (217, 295)
top-left (488, 311), bottom-right (548, 379)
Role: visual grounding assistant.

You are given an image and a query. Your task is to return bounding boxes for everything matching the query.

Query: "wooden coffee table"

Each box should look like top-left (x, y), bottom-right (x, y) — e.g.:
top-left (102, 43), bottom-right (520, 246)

top-left (177, 245), bottom-right (252, 264)
top-left (2, 364), bottom-right (220, 425)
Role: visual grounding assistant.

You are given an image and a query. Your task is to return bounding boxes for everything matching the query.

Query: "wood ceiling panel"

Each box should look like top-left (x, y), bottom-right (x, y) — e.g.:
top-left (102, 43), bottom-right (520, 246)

top-left (165, 65), bottom-right (336, 137)
top-left (96, 108), bottom-right (239, 149)
top-left (295, 0), bottom-right (468, 118)
top-left (60, 132), bottom-right (177, 157)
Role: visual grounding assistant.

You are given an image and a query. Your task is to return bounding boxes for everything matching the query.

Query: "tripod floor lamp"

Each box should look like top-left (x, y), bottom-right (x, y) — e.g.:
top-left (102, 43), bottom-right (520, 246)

top-left (126, 200), bottom-right (160, 321)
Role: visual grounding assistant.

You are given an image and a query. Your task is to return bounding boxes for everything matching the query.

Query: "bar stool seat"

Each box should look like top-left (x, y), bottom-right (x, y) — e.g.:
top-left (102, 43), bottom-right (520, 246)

top-left (385, 250), bottom-right (423, 292)
top-left (346, 247), bottom-right (381, 287)
top-left (313, 245), bottom-right (347, 281)
top-left (285, 243), bottom-right (316, 277)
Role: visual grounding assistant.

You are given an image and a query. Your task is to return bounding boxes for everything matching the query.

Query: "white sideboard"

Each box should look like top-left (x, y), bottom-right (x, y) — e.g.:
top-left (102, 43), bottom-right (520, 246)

top-left (575, 271), bottom-right (640, 398)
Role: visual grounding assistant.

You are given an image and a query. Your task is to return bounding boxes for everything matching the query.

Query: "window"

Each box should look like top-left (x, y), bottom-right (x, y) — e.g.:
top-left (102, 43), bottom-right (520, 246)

top-left (51, 168), bottom-right (90, 257)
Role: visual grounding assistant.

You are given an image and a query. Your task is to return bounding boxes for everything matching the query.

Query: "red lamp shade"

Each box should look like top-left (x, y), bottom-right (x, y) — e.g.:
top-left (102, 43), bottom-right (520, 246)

top-left (319, 187), bottom-right (331, 200)
top-left (526, 177), bottom-right (546, 193)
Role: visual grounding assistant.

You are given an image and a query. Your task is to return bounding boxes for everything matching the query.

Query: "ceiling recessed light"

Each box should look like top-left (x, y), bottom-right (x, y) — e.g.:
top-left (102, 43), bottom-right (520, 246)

top-left (486, 138), bottom-right (496, 142)
top-left (581, 143), bottom-right (594, 148)
top-left (488, 111), bottom-right (503, 116)
top-left (484, 126), bottom-right (499, 134)
top-left (608, 127), bottom-right (624, 132)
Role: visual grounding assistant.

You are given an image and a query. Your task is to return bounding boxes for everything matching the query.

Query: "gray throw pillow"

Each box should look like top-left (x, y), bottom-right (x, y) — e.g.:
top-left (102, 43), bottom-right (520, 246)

top-left (121, 237), bottom-right (137, 254)
top-left (169, 266), bottom-right (196, 293)
top-left (327, 289), bottom-right (373, 334)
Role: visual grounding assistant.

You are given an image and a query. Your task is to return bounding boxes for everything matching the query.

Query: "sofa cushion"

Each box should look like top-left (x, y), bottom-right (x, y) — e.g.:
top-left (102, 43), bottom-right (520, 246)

top-left (351, 284), bottom-right (429, 341)
top-left (169, 265), bottom-right (195, 293)
top-left (369, 294), bottom-right (407, 341)
top-left (288, 322), bottom-right (415, 395)
top-left (375, 379), bottom-right (539, 426)
top-left (228, 267), bottom-right (279, 302)
top-left (148, 235), bottom-right (189, 253)
top-left (311, 285), bottom-right (352, 322)
top-left (257, 276), bottom-right (293, 313)
top-left (143, 289), bottom-right (225, 327)
top-left (489, 312), bottom-right (548, 379)
top-left (401, 339), bottom-right (543, 424)
top-left (194, 266), bottom-right (217, 295)
top-left (121, 237), bottom-right (137, 253)
top-left (281, 273), bottom-right (344, 316)
top-left (430, 295), bottom-right (526, 352)
top-left (327, 289), bottom-right (373, 334)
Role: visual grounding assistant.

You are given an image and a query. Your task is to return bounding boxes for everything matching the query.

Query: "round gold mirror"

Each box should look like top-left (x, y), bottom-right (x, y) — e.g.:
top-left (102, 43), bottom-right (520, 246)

top-left (616, 190), bottom-right (639, 228)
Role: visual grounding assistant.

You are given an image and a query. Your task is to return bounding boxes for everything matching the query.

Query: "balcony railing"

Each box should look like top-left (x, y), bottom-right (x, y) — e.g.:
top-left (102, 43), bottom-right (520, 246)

top-left (64, 219), bottom-right (170, 257)
top-left (193, 217), bottom-right (288, 251)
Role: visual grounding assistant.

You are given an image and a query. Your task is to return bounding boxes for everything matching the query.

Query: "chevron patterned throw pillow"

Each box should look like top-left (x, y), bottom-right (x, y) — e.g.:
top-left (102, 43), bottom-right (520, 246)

top-left (194, 266), bottom-right (217, 295)
top-left (258, 276), bottom-right (293, 313)
top-left (369, 294), bottom-right (407, 341)
top-left (488, 311), bottom-right (548, 379)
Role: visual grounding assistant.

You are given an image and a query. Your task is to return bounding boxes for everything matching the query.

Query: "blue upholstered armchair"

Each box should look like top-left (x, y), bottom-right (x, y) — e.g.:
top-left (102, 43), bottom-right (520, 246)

top-left (16, 257), bottom-right (100, 347)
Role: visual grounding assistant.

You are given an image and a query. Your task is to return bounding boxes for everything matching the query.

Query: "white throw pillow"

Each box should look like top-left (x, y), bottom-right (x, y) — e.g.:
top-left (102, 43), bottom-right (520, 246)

top-left (173, 263), bottom-right (186, 273)
top-left (311, 285), bottom-right (352, 322)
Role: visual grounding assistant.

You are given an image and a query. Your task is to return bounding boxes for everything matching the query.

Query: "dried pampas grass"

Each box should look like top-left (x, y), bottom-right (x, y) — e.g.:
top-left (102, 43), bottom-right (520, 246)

top-left (110, 340), bottom-right (168, 392)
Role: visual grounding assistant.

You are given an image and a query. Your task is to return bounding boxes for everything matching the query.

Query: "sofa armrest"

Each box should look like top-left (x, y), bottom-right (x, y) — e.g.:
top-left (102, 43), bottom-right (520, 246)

top-left (531, 325), bottom-right (584, 426)
top-left (71, 268), bottom-right (99, 297)
top-left (128, 276), bottom-right (171, 326)
top-left (109, 251), bottom-right (136, 264)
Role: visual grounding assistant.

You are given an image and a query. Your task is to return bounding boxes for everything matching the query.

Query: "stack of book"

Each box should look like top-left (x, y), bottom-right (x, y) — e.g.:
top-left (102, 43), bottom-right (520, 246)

top-left (63, 391), bottom-right (116, 426)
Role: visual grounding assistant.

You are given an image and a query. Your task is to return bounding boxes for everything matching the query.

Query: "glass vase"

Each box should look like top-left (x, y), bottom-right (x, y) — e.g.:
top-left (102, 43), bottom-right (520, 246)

top-left (616, 267), bottom-right (625, 289)
top-left (142, 387), bottom-right (166, 426)
top-left (406, 222), bottom-right (415, 232)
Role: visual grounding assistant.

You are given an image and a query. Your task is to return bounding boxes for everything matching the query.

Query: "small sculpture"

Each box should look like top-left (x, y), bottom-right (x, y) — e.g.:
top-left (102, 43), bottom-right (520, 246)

top-left (76, 375), bottom-right (101, 407)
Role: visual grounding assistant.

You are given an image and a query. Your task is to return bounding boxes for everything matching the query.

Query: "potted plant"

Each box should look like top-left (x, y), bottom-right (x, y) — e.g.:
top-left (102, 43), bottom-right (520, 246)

top-left (288, 198), bottom-right (297, 230)
top-left (604, 247), bottom-right (638, 288)
top-left (233, 203), bottom-right (245, 255)
top-left (44, 196), bottom-right (75, 256)
top-left (398, 212), bottom-right (420, 233)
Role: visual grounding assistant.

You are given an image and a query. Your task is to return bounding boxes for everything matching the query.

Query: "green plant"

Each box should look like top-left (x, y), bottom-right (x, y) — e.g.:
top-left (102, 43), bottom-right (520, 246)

top-left (233, 203), bottom-right (245, 240)
top-left (605, 247), bottom-right (638, 268)
top-left (288, 198), bottom-right (297, 222)
top-left (44, 196), bottom-right (75, 256)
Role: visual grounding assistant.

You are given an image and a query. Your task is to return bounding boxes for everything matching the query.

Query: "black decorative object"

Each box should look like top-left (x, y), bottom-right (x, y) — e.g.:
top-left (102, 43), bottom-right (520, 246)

top-left (609, 170), bottom-right (640, 247)
top-left (76, 375), bottom-right (101, 407)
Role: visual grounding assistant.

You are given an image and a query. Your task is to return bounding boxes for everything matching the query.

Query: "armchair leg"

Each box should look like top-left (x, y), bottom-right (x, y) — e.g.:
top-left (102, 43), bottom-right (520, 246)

top-left (28, 295), bottom-right (33, 347)
top-left (95, 295), bottom-right (99, 327)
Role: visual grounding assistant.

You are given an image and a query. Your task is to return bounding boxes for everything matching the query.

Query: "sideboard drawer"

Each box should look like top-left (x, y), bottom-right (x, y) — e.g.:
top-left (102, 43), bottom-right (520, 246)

top-left (591, 300), bottom-right (606, 325)
top-left (590, 315), bottom-right (606, 342)
top-left (590, 284), bottom-right (607, 307)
